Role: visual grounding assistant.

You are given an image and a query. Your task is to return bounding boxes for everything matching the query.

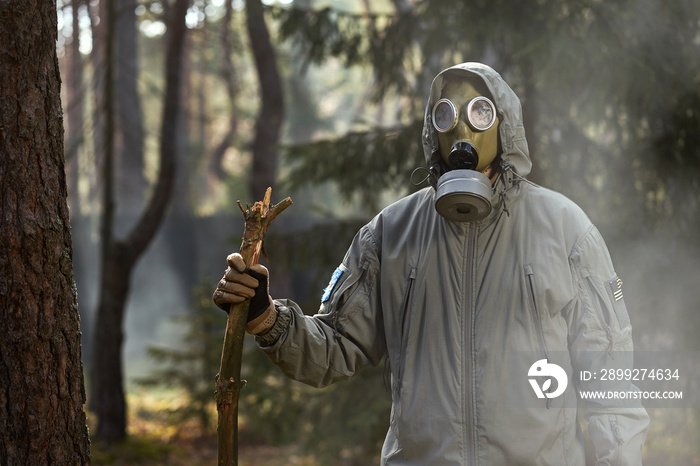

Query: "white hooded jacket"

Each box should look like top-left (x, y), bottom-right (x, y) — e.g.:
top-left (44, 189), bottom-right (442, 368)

top-left (258, 63), bottom-right (649, 465)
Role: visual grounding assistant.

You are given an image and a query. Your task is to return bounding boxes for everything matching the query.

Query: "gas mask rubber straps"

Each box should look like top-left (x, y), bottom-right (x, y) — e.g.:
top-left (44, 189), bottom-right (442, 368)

top-left (431, 78), bottom-right (499, 222)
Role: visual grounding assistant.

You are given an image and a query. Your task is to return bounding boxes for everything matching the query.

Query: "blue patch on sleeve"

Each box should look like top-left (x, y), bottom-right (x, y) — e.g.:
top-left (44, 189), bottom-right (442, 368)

top-left (321, 267), bottom-right (344, 303)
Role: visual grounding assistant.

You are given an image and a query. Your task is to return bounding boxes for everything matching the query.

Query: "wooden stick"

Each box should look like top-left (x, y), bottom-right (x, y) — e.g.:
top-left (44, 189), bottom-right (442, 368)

top-left (216, 187), bottom-right (292, 466)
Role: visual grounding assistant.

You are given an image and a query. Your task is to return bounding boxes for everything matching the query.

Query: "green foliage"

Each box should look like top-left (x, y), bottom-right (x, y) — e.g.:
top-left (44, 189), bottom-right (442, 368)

top-left (275, 0), bottom-right (700, 237)
top-left (281, 119), bottom-right (426, 213)
top-left (90, 435), bottom-right (180, 465)
top-left (650, 90), bottom-right (700, 232)
top-left (242, 357), bottom-right (391, 464)
top-left (276, 7), bottom-right (370, 70)
top-left (136, 224), bottom-right (391, 462)
top-left (136, 279), bottom-right (225, 433)
top-left (274, 4), bottom-right (425, 99)
top-left (299, 363), bottom-right (391, 464)
top-left (267, 220), bottom-right (394, 463)
top-left (238, 316), bottom-right (391, 464)
top-left (266, 219), bottom-right (368, 276)
top-left (643, 408), bottom-right (700, 464)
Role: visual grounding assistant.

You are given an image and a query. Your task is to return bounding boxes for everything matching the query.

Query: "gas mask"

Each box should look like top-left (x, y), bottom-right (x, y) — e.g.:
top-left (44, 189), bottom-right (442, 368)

top-left (431, 79), bottom-right (499, 222)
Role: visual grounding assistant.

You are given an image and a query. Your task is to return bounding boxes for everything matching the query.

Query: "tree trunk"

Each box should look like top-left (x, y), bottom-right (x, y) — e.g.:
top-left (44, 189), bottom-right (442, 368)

top-left (0, 1), bottom-right (91, 463)
top-left (65, 0), bottom-right (86, 213)
top-left (209, 0), bottom-right (239, 183)
top-left (519, 59), bottom-right (542, 185)
top-left (115, 0), bottom-right (146, 217)
top-left (91, 244), bottom-right (131, 443)
top-left (246, 0), bottom-right (285, 201)
top-left (90, 0), bottom-right (190, 444)
top-left (172, 24), bottom-right (191, 216)
top-left (91, 0), bottom-right (121, 440)
top-left (89, 0), bottom-right (107, 215)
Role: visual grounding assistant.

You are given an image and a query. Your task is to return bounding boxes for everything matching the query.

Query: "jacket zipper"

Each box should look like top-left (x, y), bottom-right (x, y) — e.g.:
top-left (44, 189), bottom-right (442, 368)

top-left (525, 264), bottom-right (552, 408)
top-left (463, 225), bottom-right (477, 466)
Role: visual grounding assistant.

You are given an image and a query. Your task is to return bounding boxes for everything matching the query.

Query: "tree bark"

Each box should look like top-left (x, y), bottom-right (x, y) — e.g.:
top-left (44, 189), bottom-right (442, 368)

top-left (246, 0), bottom-right (285, 201)
top-left (216, 188), bottom-right (292, 466)
top-left (0, 1), bottom-right (91, 463)
top-left (90, 0), bottom-right (190, 444)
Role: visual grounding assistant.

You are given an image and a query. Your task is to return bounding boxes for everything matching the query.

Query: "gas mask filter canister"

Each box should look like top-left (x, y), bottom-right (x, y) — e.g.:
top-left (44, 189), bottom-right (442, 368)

top-left (435, 169), bottom-right (492, 222)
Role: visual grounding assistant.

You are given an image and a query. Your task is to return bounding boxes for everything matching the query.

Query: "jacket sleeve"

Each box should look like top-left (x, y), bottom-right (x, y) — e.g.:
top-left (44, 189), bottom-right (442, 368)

top-left (566, 225), bottom-right (649, 466)
top-left (254, 224), bottom-right (386, 388)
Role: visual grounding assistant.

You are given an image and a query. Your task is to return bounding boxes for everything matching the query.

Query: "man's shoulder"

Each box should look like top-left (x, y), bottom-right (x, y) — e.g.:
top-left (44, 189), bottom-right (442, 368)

top-left (517, 182), bottom-right (594, 238)
top-left (379, 188), bottom-right (434, 223)
top-left (383, 187), bottom-right (433, 211)
top-left (522, 183), bottom-right (589, 218)
top-left (365, 188), bottom-right (435, 237)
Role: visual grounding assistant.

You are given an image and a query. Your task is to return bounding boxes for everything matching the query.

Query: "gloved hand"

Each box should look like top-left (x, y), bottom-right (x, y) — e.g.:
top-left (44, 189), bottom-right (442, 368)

top-left (213, 253), bottom-right (277, 335)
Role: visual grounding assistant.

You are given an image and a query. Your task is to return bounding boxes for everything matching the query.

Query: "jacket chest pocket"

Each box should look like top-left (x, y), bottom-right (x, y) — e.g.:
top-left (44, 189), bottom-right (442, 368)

top-left (579, 270), bottom-right (633, 348)
top-left (605, 274), bottom-right (631, 330)
top-left (396, 267), bottom-right (417, 384)
top-left (388, 268), bottom-right (417, 446)
top-left (524, 264), bottom-right (550, 360)
top-left (321, 261), bottom-right (369, 332)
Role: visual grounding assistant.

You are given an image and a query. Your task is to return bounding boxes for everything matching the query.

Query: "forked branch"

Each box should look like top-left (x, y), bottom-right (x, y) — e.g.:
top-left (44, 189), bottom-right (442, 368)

top-left (216, 187), bottom-right (292, 466)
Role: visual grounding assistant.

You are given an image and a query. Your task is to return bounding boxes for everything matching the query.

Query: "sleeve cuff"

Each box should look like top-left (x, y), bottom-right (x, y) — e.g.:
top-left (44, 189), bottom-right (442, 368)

top-left (254, 301), bottom-right (291, 347)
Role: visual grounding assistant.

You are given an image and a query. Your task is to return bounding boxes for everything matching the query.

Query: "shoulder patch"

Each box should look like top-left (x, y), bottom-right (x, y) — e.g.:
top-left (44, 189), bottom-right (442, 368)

top-left (322, 267), bottom-right (344, 303)
top-left (609, 276), bottom-right (624, 302)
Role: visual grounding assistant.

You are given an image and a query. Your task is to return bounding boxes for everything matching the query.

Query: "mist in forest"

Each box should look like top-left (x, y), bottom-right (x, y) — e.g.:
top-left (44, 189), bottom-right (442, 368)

top-left (55, 0), bottom-right (699, 460)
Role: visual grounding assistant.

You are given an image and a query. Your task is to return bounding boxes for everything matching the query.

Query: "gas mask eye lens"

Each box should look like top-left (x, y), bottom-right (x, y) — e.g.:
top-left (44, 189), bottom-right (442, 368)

top-left (432, 99), bottom-right (458, 133)
top-left (466, 96), bottom-right (496, 131)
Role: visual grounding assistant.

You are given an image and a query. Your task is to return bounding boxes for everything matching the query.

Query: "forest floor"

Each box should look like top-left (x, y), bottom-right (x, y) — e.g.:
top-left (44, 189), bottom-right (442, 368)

top-left (89, 389), bottom-right (321, 466)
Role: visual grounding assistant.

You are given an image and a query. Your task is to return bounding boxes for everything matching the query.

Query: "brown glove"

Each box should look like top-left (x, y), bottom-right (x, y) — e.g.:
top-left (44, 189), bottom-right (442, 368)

top-left (213, 253), bottom-right (277, 335)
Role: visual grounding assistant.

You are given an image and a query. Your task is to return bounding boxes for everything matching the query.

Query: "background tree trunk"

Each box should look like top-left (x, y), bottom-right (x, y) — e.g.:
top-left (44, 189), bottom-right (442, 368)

top-left (246, 0), bottom-right (285, 201)
top-left (89, 0), bottom-right (107, 215)
top-left (519, 59), bottom-right (542, 185)
top-left (0, 1), bottom-right (91, 463)
top-left (65, 0), bottom-right (86, 213)
top-left (116, 0), bottom-right (147, 217)
top-left (208, 0), bottom-right (240, 185)
top-left (90, 0), bottom-right (190, 444)
top-left (209, 0), bottom-right (239, 182)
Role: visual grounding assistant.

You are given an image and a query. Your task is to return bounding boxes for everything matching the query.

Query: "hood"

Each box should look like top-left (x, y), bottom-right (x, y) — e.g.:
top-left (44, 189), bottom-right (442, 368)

top-left (421, 62), bottom-right (532, 178)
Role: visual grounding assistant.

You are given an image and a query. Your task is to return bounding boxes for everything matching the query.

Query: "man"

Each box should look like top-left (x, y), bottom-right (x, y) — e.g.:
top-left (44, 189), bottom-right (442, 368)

top-left (213, 62), bottom-right (649, 465)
